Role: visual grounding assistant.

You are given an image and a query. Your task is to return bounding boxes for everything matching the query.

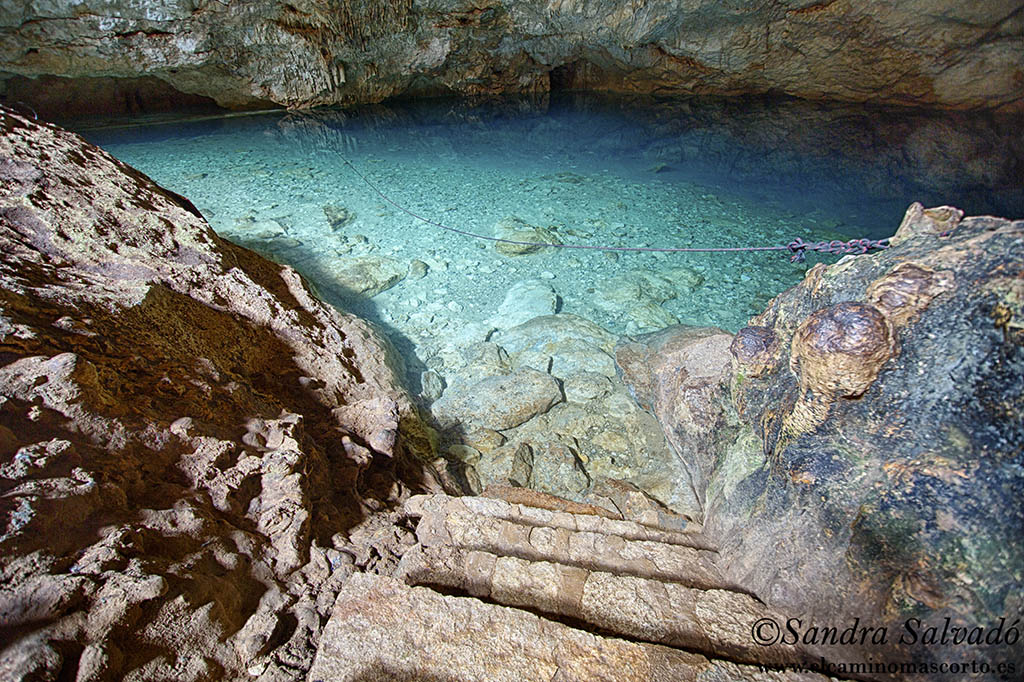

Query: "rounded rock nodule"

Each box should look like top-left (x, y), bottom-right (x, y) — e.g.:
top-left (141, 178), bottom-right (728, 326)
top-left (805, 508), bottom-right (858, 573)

top-left (790, 301), bottom-right (896, 399)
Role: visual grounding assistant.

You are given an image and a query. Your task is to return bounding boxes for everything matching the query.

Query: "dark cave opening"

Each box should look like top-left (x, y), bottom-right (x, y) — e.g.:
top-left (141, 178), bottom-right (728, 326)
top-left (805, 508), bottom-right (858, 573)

top-left (0, 74), bottom-right (230, 122)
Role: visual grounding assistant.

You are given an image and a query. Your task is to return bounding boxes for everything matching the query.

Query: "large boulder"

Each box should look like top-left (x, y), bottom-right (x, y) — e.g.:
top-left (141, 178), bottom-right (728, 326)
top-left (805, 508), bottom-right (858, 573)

top-left (616, 325), bottom-right (735, 516)
top-left (618, 203), bottom-right (1024, 676)
top-left (1, 1), bottom-right (1021, 114)
top-left (0, 106), bottom-right (436, 681)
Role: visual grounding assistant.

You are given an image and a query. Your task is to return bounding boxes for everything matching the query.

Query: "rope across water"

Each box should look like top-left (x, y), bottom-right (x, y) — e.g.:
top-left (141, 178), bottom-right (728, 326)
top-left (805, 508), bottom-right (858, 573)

top-left (340, 156), bottom-right (890, 263)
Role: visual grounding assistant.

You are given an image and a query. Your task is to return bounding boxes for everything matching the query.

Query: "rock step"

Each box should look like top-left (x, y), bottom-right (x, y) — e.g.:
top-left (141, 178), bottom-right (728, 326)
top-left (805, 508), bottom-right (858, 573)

top-left (399, 493), bottom-right (838, 674)
top-left (405, 494), bottom-right (722, 588)
top-left (309, 573), bottom-right (835, 682)
top-left (408, 492), bottom-right (715, 552)
top-left (398, 543), bottom-right (811, 671)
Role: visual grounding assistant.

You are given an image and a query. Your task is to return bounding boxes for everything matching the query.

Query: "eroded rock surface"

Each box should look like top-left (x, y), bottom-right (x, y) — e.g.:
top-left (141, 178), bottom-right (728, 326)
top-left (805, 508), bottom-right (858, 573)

top-left (619, 202), bottom-right (1024, 677)
top-left (431, 313), bottom-right (703, 517)
top-left (0, 106), bottom-right (436, 681)
top-left (311, 573), bottom-right (833, 682)
top-left (310, 494), bottom-right (839, 682)
top-left (616, 325), bottom-right (735, 517)
top-left (2, 1), bottom-right (1022, 114)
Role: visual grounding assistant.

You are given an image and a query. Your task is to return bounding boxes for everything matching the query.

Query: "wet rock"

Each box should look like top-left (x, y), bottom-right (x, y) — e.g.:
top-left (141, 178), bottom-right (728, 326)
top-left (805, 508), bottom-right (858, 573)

top-left (866, 261), bottom-right (955, 326)
top-left (433, 309), bottom-right (695, 510)
top-left (888, 202), bottom-right (964, 246)
top-left (563, 371), bottom-right (613, 403)
top-left (493, 313), bottom-right (618, 378)
top-left (623, 301), bottom-right (679, 334)
top-left (594, 269), bottom-right (678, 309)
top-left (594, 269), bottom-right (696, 333)
top-left (322, 203), bottom-right (356, 230)
top-left (407, 258), bottom-right (429, 280)
top-left (790, 301), bottom-right (896, 400)
top-left (318, 254), bottom-right (407, 298)
top-left (664, 265), bottom-right (705, 291)
top-left (459, 429), bottom-right (504, 457)
top-left (488, 387), bottom-right (701, 515)
top-left (528, 441), bottom-right (591, 497)
top-left (419, 368), bottom-right (445, 401)
top-left (729, 325), bottom-right (780, 378)
top-left (586, 479), bottom-right (698, 533)
top-left (486, 277), bottom-right (558, 329)
top-left (242, 217), bottom-right (288, 239)
top-left (432, 367), bottom-right (562, 431)
top-left (616, 325), bottom-right (735, 515)
top-left (640, 201), bottom-right (1024, 675)
top-left (493, 216), bottom-right (561, 256)
top-left (480, 484), bottom-right (621, 519)
top-left (458, 340), bottom-right (512, 383)
top-left (0, 106), bottom-right (434, 682)
top-left (476, 441), bottom-right (534, 489)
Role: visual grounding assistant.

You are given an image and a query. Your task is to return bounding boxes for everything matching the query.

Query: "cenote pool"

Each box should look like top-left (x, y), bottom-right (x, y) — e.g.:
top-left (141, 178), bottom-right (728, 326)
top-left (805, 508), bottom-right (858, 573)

top-left (73, 93), bottom-right (1023, 386)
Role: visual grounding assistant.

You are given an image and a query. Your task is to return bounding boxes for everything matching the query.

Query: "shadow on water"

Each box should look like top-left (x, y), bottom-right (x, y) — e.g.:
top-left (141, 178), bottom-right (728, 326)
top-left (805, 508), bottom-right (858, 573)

top-left (235, 235), bottom-right (430, 396)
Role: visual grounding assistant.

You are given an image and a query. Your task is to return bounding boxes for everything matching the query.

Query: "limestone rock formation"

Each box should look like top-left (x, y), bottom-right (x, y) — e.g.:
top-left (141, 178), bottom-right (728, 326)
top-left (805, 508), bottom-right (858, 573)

top-left (485, 278), bottom-right (558, 330)
top-left (0, 105), bottom-right (437, 681)
top-left (616, 325), bottom-right (735, 516)
top-left (618, 202), bottom-right (1024, 676)
top-left (311, 573), bottom-right (830, 682)
top-left (317, 254), bottom-right (408, 299)
top-left (431, 314), bottom-right (704, 516)
top-left (2, 1), bottom-right (1022, 116)
top-left (432, 367), bottom-right (563, 431)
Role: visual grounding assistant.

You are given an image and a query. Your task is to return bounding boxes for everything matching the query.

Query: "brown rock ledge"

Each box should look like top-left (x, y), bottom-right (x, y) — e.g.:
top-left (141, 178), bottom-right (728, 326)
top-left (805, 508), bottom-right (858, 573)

top-left (0, 105), bottom-right (436, 681)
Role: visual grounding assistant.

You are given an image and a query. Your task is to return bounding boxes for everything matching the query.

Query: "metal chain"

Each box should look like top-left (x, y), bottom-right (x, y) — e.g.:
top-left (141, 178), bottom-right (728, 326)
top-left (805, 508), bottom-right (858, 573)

top-left (341, 156), bottom-right (890, 262)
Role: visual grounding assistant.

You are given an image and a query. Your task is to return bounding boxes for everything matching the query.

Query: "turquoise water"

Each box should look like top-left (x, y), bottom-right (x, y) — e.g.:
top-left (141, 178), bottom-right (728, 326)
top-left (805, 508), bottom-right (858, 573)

top-left (76, 94), bottom-right (1023, 380)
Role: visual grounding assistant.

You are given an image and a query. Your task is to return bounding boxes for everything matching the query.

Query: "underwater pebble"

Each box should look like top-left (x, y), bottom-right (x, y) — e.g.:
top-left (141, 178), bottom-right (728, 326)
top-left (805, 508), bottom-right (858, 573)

top-left (447, 444), bottom-right (481, 465)
top-left (420, 370), bottom-right (445, 401)
top-left (540, 271), bottom-right (555, 280)
top-left (447, 301), bottom-right (464, 313)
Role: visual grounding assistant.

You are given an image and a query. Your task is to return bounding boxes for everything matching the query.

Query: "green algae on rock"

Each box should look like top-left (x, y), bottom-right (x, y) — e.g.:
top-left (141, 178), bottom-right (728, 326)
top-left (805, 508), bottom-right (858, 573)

top-left (618, 202), bottom-right (1024, 678)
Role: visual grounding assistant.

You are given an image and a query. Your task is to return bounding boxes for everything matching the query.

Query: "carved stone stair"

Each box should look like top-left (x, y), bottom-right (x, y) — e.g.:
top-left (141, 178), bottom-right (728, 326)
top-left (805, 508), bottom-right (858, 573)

top-left (309, 492), bottom-right (847, 681)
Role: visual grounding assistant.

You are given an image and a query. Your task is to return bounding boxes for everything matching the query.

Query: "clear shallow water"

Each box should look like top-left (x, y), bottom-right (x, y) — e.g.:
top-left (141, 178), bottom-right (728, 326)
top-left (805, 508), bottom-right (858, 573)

top-left (74, 93), bottom-right (1024, 379)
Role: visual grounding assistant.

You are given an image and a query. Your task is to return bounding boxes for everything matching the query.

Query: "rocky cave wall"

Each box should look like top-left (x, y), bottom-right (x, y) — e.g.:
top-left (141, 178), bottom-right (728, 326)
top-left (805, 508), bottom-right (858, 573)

top-left (0, 105), bottom-right (441, 681)
top-left (2, 85), bottom-right (1023, 681)
top-left (617, 203), bottom-right (1024, 673)
top-left (1, 0), bottom-right (1023, 117)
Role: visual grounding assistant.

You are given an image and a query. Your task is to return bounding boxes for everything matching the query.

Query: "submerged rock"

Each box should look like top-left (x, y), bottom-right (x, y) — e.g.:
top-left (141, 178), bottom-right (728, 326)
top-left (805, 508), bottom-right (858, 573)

top-left (322, 203), bottom-right (357, 230)
top-left (487, 277), bottom-right (559, 329)
top-left (317, 254), bottom-right (408, 298)
top-left (434, 313), bottom-right (704, 515)
top-left (593, 268), bottom-right (701, 333)
top-left (492, 313), bottom-right (618, 377)
top-left (0, 106), bottom-right (435, 682)
top-left (493, 216), bottom-right (561, 256)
